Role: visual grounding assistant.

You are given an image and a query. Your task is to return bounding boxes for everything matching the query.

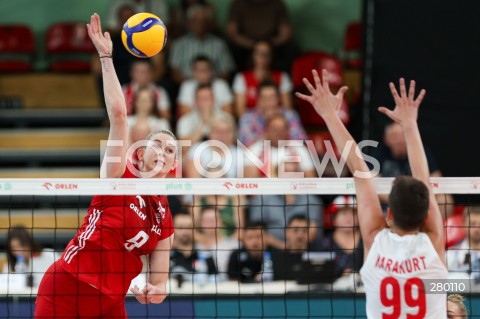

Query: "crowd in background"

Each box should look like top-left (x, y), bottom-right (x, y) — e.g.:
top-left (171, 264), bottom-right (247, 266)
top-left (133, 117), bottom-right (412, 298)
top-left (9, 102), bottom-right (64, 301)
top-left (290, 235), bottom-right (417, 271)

top-left (95, 0), bottom-right (301, 146)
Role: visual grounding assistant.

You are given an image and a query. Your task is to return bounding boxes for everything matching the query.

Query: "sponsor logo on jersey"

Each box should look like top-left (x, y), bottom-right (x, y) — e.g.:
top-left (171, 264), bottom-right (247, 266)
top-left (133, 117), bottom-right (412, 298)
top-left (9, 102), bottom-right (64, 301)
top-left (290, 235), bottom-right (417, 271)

top-left (136, 195), bottom-right (146, 209)
top-left (157, 201), bottom-right (166, 223)
top-left (151, 224), bottom-right (162, 236)
top-left (130, 202), bottom-right (146, 220)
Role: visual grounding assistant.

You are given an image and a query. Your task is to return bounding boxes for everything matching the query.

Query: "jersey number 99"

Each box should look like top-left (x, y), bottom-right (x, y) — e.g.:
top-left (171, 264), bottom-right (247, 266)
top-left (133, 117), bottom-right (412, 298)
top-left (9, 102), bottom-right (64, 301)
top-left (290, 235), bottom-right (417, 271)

top-left (380, 276), bottom-right (426, 319)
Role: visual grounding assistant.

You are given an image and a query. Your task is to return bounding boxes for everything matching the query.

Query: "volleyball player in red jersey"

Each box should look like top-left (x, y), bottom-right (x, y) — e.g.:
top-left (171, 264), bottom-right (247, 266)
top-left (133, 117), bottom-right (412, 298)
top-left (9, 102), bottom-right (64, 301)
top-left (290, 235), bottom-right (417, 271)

top-left (35, 13), bottom-right (178, 318)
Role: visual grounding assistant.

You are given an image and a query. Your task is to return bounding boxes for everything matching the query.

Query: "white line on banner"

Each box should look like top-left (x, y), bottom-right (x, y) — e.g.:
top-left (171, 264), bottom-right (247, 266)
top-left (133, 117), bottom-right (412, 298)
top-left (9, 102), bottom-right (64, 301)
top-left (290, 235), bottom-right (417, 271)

top-left (0, 178), bottom-right (479, 196)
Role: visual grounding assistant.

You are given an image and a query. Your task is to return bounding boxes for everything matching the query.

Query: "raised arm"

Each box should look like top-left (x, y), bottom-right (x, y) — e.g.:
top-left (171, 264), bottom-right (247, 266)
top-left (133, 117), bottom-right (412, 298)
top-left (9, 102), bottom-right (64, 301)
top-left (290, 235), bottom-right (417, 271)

top-left (296, 70), bottom-right (386, 255)
top-left (378, 79), bottom-right (445, 262)
top-left (87, 13), bottom-right (128, 178)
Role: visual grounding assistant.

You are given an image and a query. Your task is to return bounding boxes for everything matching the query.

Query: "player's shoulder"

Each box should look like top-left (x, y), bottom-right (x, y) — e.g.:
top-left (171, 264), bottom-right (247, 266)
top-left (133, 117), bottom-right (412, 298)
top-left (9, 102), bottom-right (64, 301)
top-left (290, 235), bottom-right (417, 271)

top-left (372, 228), bottom-right (390, 240)
top-left (375, 228), bottom-right (431, 239)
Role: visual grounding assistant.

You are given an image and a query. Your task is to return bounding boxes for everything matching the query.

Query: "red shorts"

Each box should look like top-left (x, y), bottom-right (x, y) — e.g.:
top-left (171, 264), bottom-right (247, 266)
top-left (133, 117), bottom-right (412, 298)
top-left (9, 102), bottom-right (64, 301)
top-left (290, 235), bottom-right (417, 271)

top-left (34, 261), bottom-right (127, 318)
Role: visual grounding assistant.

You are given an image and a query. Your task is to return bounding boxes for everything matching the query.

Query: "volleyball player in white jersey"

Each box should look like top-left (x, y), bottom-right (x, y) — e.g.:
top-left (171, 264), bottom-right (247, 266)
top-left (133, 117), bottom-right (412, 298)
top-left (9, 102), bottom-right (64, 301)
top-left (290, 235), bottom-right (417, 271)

top-left (297, 70), bottom-right (447, 318)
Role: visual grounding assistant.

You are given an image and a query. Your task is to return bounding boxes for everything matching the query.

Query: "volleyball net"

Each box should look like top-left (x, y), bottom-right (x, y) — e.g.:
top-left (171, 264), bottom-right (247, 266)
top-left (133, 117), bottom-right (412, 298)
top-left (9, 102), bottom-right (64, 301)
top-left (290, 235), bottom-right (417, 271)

top-left (0, 177), bottom-right (479, 318)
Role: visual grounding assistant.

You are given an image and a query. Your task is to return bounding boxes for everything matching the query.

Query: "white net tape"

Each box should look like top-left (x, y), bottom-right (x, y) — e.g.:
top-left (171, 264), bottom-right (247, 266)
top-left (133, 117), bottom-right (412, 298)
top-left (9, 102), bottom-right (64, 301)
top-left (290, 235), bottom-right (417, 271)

top-left (0, 177), bottom-right (478, 195)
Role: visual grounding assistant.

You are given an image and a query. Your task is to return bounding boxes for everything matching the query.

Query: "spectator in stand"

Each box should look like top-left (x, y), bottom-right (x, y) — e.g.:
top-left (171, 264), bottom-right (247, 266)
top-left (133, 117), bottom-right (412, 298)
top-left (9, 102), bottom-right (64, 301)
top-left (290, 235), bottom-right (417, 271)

top-left (319, 196), bottom-right (363, 279)
top-left (243, 112), bottom-right (314, 178)
top-left (195, 207), bottom-right (239, 280)
top-left (248, 178), bottom-right (323, 249)
top-left (286, 215), bottom-right (312, 252)
top-left (226, 0), bottom-right (297, 71)
top-left (177, 55), bottom-right (233, 117)
top-left (169, 4), bottom-right (235, 84)
top-left (227, 222), bottom-right (269, 283)
top-left (239, 81), bottom-right (306, 147)
top-left (176, 84), bottom-right (229, 146)
top-left (191, 193), bottom-right (246, 240)
top-left (123, 60), bottom-right (171, 121)
top-left (185, 112), bottom-right (239, 178)
top-left (169, 0), bottom-right (218, 39)
top-left (233, 40), bottom-right (292, 117)
top-left (128, 86), bottom-right (171, 144)
top-left (169, 213), bottom-right (217, 284)
top-left (183, 113), bottom-right (245, 230)
top-left (271, 215), bottom-right (311, 280)
top-left (184, 163), bottom-right (246, 243)
top-left (106, 0), bottom-right (170, 32)
top-left (184, 113), bottom-right (246, 241)
top-left (373, 122), bottom-right (454, 217)
top-left (3, 226), bottom-right (58, 288)
top-left (447, 206), bottom-right (480, 281)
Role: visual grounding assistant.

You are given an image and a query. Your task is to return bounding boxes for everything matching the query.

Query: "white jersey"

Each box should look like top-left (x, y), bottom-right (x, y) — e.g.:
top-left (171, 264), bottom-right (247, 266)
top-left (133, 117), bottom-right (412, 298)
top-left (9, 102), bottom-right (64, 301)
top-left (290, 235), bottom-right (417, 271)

top-left (360, 229), bottom-right (447, 319)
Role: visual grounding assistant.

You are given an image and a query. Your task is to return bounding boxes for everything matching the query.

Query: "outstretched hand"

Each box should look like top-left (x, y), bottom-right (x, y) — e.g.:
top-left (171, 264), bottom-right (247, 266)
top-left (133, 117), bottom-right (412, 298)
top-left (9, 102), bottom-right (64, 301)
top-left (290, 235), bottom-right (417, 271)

top-left (130, 283), bottom-right (167, 304)
top-left (295, 69), bottom-right (348, 120)
top-left (86, 13), bottom-right (113, 56)
top-left (378, 78), bottom-right (426, 126)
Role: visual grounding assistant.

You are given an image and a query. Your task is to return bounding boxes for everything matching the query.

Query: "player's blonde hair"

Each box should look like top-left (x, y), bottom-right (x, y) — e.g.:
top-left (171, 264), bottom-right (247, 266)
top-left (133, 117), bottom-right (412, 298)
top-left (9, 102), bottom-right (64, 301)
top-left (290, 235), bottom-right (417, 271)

top-left (146, 129), bottom-right (177, 142)
top-left (448, 294), bottom-right (467, 316)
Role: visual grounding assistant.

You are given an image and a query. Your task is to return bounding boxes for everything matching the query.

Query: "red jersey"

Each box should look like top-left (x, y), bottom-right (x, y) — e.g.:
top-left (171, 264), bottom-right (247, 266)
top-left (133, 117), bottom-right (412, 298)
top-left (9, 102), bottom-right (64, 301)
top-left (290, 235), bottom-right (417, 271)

top-left (60, 167), bottom-right (174, 297)
top-left (243, 70), bottom-right (282, 108)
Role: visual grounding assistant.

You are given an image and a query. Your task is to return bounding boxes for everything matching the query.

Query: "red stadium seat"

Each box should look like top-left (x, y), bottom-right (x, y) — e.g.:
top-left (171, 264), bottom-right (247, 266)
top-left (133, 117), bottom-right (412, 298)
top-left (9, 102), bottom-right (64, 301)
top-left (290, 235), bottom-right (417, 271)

top-left (292, 52), bottom-right (349, 128)
top-left (444, 214), bottom-right (466, 248)
top-left (46, 22), bottom-right (95, 72)
top-left (0, 24), bottom-right (35, 72)
top-left (342, 22), bottom-right (362, 69)
top-left (292, 52), bottom-right (344, 88)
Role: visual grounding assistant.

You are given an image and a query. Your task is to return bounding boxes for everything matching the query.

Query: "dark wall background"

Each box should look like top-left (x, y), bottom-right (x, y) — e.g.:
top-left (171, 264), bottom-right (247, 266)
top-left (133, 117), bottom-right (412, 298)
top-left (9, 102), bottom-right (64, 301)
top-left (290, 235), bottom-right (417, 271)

top-left (364, 0), bottom-right (480, 177)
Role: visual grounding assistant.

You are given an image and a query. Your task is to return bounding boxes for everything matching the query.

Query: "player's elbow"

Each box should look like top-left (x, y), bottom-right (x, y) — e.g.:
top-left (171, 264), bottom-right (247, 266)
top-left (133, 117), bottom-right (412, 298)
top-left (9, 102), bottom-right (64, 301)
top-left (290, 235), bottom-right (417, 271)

top-left (109, 101), bottom-right (127, 122)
